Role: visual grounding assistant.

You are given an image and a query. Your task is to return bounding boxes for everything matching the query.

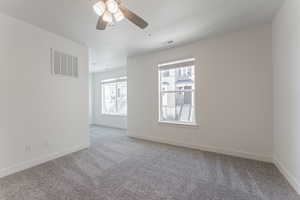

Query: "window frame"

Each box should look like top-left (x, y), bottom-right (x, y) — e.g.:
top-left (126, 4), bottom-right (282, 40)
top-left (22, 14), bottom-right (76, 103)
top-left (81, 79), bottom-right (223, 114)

top-left (158, 58), bottom-right (197, 126)
top-left (101, 76), bottom-right (127, 116)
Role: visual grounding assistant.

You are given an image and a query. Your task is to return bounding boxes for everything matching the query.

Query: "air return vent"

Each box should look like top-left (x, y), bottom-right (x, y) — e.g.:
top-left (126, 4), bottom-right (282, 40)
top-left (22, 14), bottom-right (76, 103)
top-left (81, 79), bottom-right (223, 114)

top-left (51, 49), bottom-right (78, 78)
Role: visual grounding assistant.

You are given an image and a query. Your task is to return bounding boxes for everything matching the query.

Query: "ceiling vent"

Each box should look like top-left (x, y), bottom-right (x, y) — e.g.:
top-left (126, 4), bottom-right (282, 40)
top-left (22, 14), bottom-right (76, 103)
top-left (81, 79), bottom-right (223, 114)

top-left (51, 49), bottom-right (78, 78)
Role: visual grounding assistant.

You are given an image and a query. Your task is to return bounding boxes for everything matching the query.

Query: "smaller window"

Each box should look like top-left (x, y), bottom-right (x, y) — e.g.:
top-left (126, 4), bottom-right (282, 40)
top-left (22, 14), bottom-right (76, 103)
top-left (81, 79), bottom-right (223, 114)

top-left (101, 77), bottom-right (127, 116)
top-left (158, 58), bottom-right (196, 125)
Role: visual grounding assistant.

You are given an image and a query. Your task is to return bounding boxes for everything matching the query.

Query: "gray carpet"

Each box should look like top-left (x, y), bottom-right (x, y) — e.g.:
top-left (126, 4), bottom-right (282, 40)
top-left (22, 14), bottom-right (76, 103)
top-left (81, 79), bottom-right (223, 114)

top-left (0, 126), bottom-right (299, 200)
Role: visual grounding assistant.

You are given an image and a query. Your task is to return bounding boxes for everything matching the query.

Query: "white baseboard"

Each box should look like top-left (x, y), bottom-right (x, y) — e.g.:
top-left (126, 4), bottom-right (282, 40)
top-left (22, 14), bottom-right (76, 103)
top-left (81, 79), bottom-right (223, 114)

top-left (129, 134), bottom-right (273, 163)
top-left (0, 143), bottom-right (89, 179)
top-left (274, 156), bottom-right (300, 195)
top-left (91, 123), bottom-right (127, 130)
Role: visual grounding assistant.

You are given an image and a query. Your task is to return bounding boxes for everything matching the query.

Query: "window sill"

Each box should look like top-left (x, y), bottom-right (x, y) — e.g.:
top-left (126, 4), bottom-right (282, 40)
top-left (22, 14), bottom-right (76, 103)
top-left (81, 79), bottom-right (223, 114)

top-left (158, 120), bottom-right (198, 128)
top-left (101, 113), bottom-right (127, 117)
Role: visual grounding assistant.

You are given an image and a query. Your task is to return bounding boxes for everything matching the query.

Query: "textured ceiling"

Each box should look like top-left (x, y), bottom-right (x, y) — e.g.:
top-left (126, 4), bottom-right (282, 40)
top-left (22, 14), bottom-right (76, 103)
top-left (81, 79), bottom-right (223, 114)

top-left (0, 0), bottom-right (283, 72)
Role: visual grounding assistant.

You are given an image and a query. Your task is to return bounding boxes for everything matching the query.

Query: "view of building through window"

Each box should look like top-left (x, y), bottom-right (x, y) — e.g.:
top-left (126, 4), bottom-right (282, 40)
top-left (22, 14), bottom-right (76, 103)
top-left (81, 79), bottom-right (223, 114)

top-left (159, 60), bottom-right (195, 124)
top-left (101, 77), bottom-right (127, 116)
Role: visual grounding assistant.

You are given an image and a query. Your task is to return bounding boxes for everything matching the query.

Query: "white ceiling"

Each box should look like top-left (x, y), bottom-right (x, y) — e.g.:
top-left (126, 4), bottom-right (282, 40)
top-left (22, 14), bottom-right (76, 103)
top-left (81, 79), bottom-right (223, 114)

top-left (0, 0), bottom-right (283, 72)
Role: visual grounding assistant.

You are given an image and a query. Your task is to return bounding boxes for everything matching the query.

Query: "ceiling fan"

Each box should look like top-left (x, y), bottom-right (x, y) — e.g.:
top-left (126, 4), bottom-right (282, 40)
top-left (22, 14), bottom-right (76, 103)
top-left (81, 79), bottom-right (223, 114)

top-left (93, 0), bottom-right (149, 30)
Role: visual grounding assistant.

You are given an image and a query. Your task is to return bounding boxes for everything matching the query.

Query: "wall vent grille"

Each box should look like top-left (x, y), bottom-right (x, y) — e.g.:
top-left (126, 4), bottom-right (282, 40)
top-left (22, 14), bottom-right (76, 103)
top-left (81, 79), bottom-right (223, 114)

top-left (51, 49), bottom-right (78, 78)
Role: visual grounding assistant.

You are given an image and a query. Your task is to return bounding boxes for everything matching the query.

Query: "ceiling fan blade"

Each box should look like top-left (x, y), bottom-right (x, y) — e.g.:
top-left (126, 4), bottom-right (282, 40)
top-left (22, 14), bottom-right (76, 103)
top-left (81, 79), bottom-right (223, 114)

top-left (96, 17), bottom-right (107, 30)
top-left (119, 6), bottom-right (148, 29)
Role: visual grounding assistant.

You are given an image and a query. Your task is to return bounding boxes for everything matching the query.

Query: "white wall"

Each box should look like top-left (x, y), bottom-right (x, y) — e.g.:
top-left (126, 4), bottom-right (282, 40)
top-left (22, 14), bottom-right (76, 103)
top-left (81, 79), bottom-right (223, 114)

top-left (127, 24), bottom-right (273, 162)
top-left (0, 13), bottom-right (89, 177)
top-left (89, 74), bottom-right (93, 124)
top-left (273, 0), bottom-right (300, 194)
top-left (91, 68), bottom-right (127, 129)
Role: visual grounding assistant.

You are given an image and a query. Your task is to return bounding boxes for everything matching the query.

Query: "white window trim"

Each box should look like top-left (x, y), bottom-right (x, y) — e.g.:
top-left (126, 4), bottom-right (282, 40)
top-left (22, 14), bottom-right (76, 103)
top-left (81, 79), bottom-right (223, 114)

top-left (158, 120), bottom-right (198, 127)
top-left (101, 113), bottom-right (127, 117)
top-left (101, 77), bottom-right (127, 116)
top-left (158, 58), bottom-right (197, 126)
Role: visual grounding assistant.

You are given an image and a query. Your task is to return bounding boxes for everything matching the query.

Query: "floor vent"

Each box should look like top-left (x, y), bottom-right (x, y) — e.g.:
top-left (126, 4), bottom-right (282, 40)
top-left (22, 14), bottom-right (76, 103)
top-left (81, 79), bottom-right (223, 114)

top-left (51, 49), bottom-right (78, 78)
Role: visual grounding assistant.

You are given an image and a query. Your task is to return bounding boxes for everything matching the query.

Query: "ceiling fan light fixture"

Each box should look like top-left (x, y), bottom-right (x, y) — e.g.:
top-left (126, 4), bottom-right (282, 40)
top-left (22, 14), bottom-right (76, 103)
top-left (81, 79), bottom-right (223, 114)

top-left (95, 0), bottom-right (148, 30)
top-left (114, 9), bottom-right (124, 22)
top-left (93, 1), bottom-right (106, 16)
top-left (102, 11), bottom-right (113, 23)
top-left (106, 0), bottom-right (119, 14)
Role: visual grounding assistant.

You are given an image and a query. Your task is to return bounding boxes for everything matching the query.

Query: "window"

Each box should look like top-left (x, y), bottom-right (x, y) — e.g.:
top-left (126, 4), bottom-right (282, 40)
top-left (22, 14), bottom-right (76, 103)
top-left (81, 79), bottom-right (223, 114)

top-left (101, 77), bottom-right (127, 116)
top-left (158, 58), bottom-right (196, 125)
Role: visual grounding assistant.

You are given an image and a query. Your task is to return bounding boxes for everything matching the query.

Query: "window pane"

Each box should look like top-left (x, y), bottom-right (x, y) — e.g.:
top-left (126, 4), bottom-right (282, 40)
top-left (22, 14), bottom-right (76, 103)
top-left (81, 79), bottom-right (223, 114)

top-left (161, 92), bottom-right (176, 121)
top-left (160, 66), bottom-right (195, 92)
top-left (101, 77), bottom-right (127, 116)
top-left (102, 83), bottom-right (117, 114)
top-left (160, 69), bottom-right (176, 92)
top-left (117, 81), bottom-right (127, 115)
top-left (160, 91), bottom-right (195, 123)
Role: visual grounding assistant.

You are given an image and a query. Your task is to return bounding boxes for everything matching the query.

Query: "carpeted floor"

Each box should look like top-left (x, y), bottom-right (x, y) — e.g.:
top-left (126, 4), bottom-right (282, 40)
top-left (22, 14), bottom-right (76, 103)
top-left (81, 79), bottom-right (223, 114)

top-left (0, 126), bottom-right (299, 200)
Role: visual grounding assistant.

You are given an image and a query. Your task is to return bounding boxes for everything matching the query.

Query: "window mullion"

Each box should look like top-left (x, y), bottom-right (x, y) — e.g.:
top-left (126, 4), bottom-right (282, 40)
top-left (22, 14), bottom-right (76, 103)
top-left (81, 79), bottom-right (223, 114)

top-left (161, 90), bottom-right (195, 93)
